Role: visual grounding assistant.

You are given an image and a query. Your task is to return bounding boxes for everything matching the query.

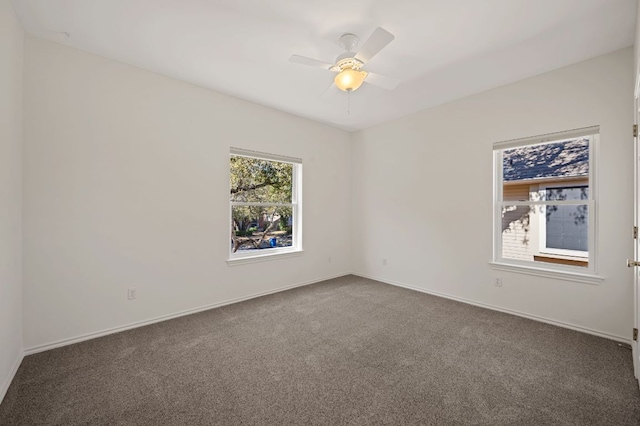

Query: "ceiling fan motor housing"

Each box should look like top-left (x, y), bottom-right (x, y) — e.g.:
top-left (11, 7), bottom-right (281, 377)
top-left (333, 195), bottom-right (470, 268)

top-left (334, 33), bottom-right (364, 71)
top-left (338, 33), bottom-right (359, 52)
top-left (334, 55), bottom-right (364, 71)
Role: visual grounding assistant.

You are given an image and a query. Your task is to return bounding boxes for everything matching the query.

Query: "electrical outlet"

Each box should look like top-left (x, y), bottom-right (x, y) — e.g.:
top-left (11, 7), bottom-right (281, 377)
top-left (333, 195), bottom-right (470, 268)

top-left (127, 287), bottom-right (137, 300)
top-left (494, 277), bottom-right (503, 287)
top-left (382, 258), bottom-right (387, 266)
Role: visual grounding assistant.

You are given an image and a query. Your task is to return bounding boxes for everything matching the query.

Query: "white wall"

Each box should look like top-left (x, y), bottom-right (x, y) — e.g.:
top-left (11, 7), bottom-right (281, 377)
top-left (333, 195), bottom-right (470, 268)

top-left (352, 48), bottom-right (634, 341)
top-left (636, 0), bottom-right (640, 86)
top-left (22, 36), bottom-right (352, 350)
top-left (17, 32), bottom-right (636, 351)
top-left (0, 0), bottom-right (23, 401)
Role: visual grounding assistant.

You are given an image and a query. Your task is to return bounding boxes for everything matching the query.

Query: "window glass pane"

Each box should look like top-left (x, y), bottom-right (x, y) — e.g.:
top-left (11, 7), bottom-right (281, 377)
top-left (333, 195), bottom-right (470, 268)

top-left (545, 186), bottom-right (588, 201)
top-left (231, 206), bottom-right (293, 253)
top-left (501, 204), bottom-right (535, 262)
top-left (230, 156), bottom-right (293, 203)
top-left (502, 137), bottom-right (589, 196)
top-left (501, 204), bottom-right (588, 268)
top-left (545, 204), bottom-right (588, 252)
top-left (499, 136), bottom-right (591, 270)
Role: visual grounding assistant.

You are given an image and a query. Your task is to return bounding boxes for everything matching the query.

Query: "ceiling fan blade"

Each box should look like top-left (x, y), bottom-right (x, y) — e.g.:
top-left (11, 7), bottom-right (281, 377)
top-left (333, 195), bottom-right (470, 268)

top-left (364, 71), bottom-right (400, 90)
top-left (354, 27), bottom-right (395, 64)
top-left (289, 54), bottom-right (336, 71)
top-left (320, 83), bottom-right (340, 100)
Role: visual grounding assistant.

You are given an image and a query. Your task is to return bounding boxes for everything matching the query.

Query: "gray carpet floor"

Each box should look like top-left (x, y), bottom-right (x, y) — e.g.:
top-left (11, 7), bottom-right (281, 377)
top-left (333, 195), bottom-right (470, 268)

top-left (1, 275), bottom-right (639, 425)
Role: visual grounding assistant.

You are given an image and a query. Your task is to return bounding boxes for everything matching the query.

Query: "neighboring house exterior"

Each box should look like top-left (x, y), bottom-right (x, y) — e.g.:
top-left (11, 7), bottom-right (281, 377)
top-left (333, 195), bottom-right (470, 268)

top-left (502, 138), bottom-right (589, 267)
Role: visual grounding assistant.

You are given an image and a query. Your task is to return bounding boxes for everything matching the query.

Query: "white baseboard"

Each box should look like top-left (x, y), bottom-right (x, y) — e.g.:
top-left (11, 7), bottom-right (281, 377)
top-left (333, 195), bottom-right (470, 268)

top-left (21, 270), bottom-right (631, 356)
top-left (0, 352), bottom-right (24, 405)
top-left (354, 273), bottom-right (631, 345)
top-left (24, 272), bottom-right (350, 356)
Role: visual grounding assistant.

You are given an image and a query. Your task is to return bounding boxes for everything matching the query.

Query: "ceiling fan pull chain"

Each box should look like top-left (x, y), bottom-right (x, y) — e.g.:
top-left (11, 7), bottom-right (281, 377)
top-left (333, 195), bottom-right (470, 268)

top-left (348, 90), bottom-right (351, 115)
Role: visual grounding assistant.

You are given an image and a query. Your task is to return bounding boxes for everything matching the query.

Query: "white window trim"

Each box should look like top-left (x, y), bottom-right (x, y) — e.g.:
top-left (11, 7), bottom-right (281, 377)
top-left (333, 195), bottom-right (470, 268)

top-left (489, 261), bottom-right (604, 285)
top-left (228, 148), bottom-right (303, 264)
top-left (492, 127), bottom-right (600, 283)
top-left (537, 182), bottom-right (589, 259)
top-left (227, 249), bottom-right (304, 266)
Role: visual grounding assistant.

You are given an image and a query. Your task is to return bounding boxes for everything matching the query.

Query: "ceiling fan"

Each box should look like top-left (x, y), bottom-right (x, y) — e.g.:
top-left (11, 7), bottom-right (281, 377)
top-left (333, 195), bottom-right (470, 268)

top-left (289, 27), bottom-right (399, 94)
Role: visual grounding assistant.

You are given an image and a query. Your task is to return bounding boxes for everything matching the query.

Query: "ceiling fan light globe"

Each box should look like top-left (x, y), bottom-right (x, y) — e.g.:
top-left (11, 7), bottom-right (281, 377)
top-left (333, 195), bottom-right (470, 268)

top-left (335, 69), bottom-right (367, 92)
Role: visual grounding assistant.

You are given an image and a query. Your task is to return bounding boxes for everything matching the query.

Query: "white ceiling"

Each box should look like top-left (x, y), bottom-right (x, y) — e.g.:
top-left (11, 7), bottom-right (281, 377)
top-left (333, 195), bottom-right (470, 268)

top-left (12, 0), bottom-right (637, 131)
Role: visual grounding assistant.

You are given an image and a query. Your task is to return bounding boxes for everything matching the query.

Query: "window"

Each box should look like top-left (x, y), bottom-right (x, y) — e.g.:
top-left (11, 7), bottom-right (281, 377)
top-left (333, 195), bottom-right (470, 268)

top-left (229, 148), bottom-right (302, 261)
top-left (538, 183), bottom-right (588, 258)
top-left (493, 127), bottom-right (597, 274)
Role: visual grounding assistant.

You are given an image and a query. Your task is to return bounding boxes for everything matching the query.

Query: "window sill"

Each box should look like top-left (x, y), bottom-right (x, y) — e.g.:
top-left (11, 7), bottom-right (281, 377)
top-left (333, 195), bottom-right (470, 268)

top-left (227, 249), bottom-right (303, 266)
top-left (533, 254), bottom-right (588, 268)
top-left (489, 262), bottom-right (604, 285)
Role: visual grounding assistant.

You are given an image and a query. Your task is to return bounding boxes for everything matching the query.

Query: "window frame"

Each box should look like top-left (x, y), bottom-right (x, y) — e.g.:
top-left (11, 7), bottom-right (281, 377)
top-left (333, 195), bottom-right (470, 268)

top-left (492, 127), bottom-right (599, 279)
top-left (537, 182), bottom-right (589, 259)
top-left (228, 148), bottom-right (303, 264)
